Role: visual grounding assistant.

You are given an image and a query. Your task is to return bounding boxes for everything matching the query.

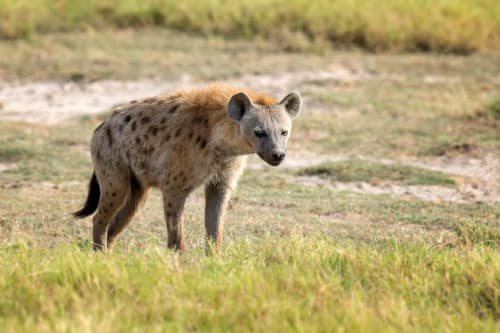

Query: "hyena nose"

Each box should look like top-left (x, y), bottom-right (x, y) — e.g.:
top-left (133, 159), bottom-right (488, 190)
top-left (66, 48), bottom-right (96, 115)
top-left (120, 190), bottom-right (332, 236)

top-left (272, 151), bottom-right (286, 162)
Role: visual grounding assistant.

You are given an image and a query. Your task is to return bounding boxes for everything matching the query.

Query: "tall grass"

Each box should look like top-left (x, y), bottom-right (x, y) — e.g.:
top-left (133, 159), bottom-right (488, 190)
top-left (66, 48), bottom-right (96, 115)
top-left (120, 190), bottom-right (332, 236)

top-left (1, 0), bottom-right (499, 53)
top-left (0, 237), bottom-right (499, 332)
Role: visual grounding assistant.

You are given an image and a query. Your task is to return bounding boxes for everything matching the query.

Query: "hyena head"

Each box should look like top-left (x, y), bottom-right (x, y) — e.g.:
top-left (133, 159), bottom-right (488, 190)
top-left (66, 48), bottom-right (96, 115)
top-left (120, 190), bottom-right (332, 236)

top-left (228, 91), bottom-right (302, 166)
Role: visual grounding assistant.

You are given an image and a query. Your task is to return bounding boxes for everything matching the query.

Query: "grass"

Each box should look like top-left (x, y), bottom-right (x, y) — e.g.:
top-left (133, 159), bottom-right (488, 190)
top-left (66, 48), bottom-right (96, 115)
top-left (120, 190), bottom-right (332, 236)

top-left (298, 159), bottom-right (457, 186)
top-left (485, 97), bottom-right (500, 120)
top-left (0, 238), bottom-right (499, 332)
top-left (1, 0), bottom-right (500, 53)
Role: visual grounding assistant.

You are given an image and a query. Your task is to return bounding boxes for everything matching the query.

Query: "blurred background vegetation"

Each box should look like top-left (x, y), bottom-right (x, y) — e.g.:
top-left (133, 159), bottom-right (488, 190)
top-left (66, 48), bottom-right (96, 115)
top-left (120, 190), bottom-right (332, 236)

top-left (1, 0), bottom-right (499, 54)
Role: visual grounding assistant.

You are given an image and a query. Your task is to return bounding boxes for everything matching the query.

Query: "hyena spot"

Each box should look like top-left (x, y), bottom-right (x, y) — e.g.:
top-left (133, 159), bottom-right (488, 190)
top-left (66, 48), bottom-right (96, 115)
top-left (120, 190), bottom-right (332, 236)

top-left (124, 115), bottom-right (132, 123)
top-left (164, 134), bottom-right (171, 142)
top-left (168, 104), bottom-right (179, 114)
top-left (141, 116), bottom-right (151, 124)
top-left (160, 117), bottom-right (167, 125)
top-left (111, 192), bottom-right (117, 197)
top-left (150, 126), bottom-right (159, 136)
top-left (192, 116), bottom-right (206, 125)
top-left (135, 137), bottom-right (141, 144)
top-left (106, 126), bottom-right (113, 146)
top-left (175, 128), bottom-right (182, 137)
top-left (131, 120), bottom-right (137, 131)
top-left (143, 134), bottom-right (149, 141)
top-left (199, 139), bottom-right (207, 149)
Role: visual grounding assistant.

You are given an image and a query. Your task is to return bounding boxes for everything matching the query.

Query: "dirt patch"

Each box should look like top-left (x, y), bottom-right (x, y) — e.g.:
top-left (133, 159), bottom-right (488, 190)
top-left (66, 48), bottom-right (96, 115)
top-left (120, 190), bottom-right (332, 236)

top-left (0, 80), bottom-right (192, 124)
top-left (248, 153), bottom-right (499, 203)
top-left (0, 163), bottom-right (17, 173)
top-left (0, 67), bottom-right (368, 124)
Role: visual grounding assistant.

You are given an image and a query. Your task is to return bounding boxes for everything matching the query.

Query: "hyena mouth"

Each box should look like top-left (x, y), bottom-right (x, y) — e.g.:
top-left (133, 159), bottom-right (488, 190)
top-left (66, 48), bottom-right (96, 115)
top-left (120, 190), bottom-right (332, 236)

top-left (257, 152), bottom-right (283, 166)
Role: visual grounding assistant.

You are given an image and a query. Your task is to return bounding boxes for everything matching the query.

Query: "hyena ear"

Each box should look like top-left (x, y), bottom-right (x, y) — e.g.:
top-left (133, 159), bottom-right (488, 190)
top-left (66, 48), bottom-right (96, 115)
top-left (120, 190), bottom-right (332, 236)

top-left (228, 92), bottom-right (253, 122)
top-left (279, 92), bottom-right (302, 120)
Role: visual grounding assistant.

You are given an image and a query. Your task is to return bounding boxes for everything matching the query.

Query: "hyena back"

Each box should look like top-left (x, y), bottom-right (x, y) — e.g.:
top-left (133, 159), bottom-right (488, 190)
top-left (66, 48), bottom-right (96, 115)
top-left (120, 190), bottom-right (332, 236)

top-left (74, 84), bottom-right (302, 252)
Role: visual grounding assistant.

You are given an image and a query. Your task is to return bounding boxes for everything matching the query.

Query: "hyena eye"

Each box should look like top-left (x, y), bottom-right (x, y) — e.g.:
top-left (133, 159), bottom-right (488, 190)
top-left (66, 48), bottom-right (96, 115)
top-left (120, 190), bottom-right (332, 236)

top-left (281, 130), bottom-right (288, 136)
top-left (254, 129), bottom-right (267, 138)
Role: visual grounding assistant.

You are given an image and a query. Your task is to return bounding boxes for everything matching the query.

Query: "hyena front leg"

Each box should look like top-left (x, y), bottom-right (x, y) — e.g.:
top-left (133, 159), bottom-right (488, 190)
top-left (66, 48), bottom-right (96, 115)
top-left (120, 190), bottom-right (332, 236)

top-left (161, 191), bottom-right (188, 251)
top-left (92, 172), bottom-right (129, 251)
top-left (204, 181), bottom-right (231, 254)
top-left (205, 158), bottom-right (246, 254)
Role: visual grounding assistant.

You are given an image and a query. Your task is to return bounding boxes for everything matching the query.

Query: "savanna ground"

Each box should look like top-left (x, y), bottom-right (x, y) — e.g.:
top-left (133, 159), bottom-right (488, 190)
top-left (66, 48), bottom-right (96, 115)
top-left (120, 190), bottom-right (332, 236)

top-left (1, 2), bottom-right (500, 331)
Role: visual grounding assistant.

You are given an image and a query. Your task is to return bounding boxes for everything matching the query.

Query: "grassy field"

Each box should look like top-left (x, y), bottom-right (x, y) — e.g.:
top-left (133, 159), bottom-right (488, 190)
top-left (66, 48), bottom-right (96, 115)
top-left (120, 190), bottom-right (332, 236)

top-left (0, 239), bottom-right (498, 332)
top-left (0, 26), bottom-right (499, 331)
top-left (1, 0), bottom-right (500, 53)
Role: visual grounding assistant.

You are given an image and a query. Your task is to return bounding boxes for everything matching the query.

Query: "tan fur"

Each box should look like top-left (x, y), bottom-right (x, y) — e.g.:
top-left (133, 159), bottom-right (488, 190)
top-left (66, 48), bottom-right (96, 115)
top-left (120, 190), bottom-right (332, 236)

top-left (77, 84), bottom-right (298, 252)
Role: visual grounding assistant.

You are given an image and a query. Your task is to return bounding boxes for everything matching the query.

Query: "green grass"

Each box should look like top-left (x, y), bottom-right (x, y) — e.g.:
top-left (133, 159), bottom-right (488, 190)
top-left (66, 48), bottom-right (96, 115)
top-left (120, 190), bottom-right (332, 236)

top-left (1, 0), bottom-right (500, 53)
top-left (298, 159), bottom-right (457, 186)
top-left (0, 238), bottom-right (498, 332)
top-left (485, 97), bottom-right (500, 120)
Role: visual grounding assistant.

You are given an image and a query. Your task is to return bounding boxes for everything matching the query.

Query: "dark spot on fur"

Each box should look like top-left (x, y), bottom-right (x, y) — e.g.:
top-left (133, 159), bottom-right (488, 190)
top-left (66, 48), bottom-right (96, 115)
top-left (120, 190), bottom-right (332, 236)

top-left (150, 126), bottom-right (159, 136)
top-left (140, 162), bottom-right (147, 169)
top-left (175, 128), bottom-right (182, 137)
top-left (192, 115), bottom-right (207, 125)
top-left (106, 126), bottom-right (113, 147)
top-left (164, 134), bottom-right (171, 142)
top-left (160, 117), bottom-right (167, 125)
top-left (169, 104), bottom-right (179, 114)
top-left (111, 192), bottom-right (116, 197)
top-left (203, 118), bottom-right (209, 126)
top-left (131, 120), bottom-right (137, 131)
top-left (143, 134), bottom-right (149, 141)
top-left (135, 137), bottom-right (141, 144)
top-left (144, 98), bottom-right (156, 103)
top-left (124, 115), bottom-right (131, 123)
top-left (188, 131), bottom-right (193, 139)
top-left (196, 136), bottom-right (202, 144)
top-left (167, 202), bottom-right (173, 208)
top-left (119, 125), bottom-right (124, 132)
top-left (130, 100), bottom-right (138, 104)
top-left (95, 151), bottom-right (102, 160)
top-left (141, 116), bottom-right (151, 124)
top-left (199, 139), bottom-right (207, 149)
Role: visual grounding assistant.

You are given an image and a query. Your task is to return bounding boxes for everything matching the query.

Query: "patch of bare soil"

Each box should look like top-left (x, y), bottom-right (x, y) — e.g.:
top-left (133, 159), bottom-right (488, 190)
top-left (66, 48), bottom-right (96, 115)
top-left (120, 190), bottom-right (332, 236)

top-left (0, 163), bottom-right (17, 173)
top-left (250, 153), bottom-right (499, 203)
top-left (0, 68), bottom-right (366, 124)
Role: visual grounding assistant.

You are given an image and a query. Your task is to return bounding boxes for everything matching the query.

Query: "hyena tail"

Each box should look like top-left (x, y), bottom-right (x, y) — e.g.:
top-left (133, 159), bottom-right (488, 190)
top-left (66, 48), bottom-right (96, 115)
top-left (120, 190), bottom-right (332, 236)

top-left (73, 172), bottom-right (100, 218)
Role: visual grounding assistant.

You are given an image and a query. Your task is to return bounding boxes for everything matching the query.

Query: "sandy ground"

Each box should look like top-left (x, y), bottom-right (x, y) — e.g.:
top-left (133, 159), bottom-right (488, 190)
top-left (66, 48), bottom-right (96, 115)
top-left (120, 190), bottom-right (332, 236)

top-left (0, 69), bottom-right (498, 204)
top-left (0, 68), bottom-right (366, 123)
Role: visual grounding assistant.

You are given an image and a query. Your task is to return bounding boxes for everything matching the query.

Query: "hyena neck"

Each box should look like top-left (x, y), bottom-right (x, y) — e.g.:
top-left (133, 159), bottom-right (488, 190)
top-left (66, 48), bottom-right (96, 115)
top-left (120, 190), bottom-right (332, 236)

top-left (211, 118), bottom-right (254, 157)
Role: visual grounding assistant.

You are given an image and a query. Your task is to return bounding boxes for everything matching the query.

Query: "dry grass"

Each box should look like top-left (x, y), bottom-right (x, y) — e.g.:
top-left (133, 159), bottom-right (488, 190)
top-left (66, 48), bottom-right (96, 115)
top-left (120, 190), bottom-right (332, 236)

top-left (1, 0), bottom-right (500, 53)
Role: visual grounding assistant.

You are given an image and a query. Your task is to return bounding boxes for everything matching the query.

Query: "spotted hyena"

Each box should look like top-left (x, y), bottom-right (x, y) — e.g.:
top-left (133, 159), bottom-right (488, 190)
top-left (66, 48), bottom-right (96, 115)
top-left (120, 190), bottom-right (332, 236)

top-left (74, 84), bottom-right (302, 252)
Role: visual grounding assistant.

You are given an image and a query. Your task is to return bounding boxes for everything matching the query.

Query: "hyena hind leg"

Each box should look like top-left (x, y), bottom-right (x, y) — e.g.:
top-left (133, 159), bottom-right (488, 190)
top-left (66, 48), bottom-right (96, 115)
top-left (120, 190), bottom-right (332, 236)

top-left (92, 173), bottom-right (129, 251)
top-left (107, 177), bottom-right (150, 248)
